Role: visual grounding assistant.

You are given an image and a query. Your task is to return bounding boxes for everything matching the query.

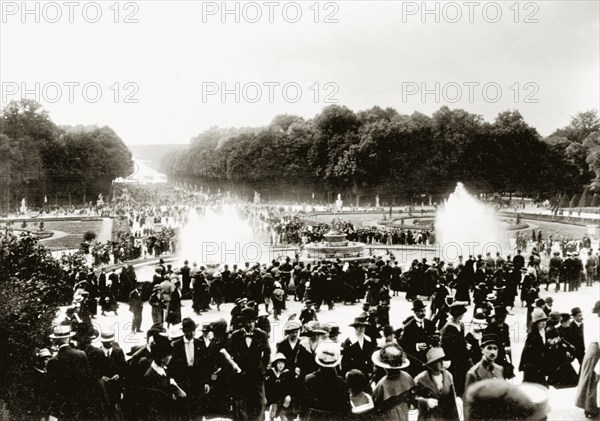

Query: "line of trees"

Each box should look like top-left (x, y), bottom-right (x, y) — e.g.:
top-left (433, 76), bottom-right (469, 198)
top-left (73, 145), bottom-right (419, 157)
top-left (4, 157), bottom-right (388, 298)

top-left (0, 100), bottom-right (134, 213)
top-left (161, 105), bottom-right (600, 204)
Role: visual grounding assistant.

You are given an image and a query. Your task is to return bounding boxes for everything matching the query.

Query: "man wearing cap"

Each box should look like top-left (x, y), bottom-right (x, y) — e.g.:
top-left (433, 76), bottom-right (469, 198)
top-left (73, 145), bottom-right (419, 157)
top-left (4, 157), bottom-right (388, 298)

top-left (399, 299), bottom-right (437, 378)
top-left (277, 320), bottom-right (302, 373)
top-left (565, 306), bottom-right (586, 367)
top-left (97, 331), bottom-right (127, 414)
top-left (464, 334), bottom-right (505, 395)
top-left (225, 307), bottom-right (271, 421)
top-left (341, 316), bottom-right (376, 377)
top-left (542, 297), bottom-right (553, 317)
top-left (483, 306), bottom-right (513, 379)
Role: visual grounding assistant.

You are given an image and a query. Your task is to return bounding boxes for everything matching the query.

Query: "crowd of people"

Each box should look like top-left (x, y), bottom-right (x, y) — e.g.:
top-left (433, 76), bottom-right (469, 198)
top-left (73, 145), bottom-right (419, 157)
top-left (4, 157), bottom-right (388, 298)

top-left (30, 240), bottom-right (600, 420)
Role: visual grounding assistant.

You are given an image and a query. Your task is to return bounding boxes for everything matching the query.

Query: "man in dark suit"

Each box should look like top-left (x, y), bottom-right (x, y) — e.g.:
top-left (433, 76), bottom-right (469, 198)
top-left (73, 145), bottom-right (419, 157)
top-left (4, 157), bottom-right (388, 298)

top-left (399, 299), bottom-right (436, 378)
top-left (225, 307), bottom-right (271, 421)
top-left (169, 317), bottom-right (210, 417)
top-left (46, 325), bottom-right (106, 419)
top-left (565, 307), bottom-right (585, 367)
top-left (341, 316), bottom-right (376, 377)
top-left (98, 331), bottom-right (127, 414)
top-left (181, 260), bottom-right (191, 298)
top-left (513, 250), bottom-right (525, 271)
top-left (129, 282), bottom-right (143, 333)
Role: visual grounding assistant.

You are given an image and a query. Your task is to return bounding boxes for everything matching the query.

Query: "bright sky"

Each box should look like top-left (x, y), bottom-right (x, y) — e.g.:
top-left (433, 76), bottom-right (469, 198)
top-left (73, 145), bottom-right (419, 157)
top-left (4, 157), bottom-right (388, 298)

top-left (1, 1), bottom-right (598, 145)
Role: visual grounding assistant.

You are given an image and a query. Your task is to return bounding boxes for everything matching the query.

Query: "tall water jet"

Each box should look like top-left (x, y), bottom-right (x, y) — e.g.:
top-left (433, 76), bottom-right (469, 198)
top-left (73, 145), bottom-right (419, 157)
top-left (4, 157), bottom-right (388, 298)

top-left (179, 205), bottom-right (267, 266)
top-left (435, 183), bottom-right (506, 261)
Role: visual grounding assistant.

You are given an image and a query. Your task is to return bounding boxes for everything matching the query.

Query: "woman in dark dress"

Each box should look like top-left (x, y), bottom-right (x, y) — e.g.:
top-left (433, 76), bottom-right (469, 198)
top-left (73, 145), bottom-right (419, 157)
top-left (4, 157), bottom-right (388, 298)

top-left (165, 280), bottom-right (182, 326)
top-left (519, 308), bottom-right (547, 386)
top-left (440, 303), bottom-right (471, 397)
top-left (414, 347), bottom-right (460, 421)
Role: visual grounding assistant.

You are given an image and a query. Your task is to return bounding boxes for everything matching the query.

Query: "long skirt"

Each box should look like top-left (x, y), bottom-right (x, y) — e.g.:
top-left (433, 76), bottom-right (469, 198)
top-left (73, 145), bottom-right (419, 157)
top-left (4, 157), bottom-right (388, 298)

top-left (575, 341), bottom-right (600, 414)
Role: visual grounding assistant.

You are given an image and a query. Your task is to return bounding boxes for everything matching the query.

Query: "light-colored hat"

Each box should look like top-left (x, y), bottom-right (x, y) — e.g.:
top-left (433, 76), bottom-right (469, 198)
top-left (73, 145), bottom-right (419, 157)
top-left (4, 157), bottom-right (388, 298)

top-left (283, 320), bottom-right (302, 333)
top-left (372, 343), bottom-right (410, 369)
top-left (100, 331), bottom-right (115, 342)
top-left (272, 352), bottom-right (287, 364)
top-left (424, 347), bottom-right (446, 366)
top-left (168, 324), bottom-right (184, 340)
top-left (314, 343), bottom-right (342, 368)
top-left (531, 308), bottom-right (548, 324)
top-left (49, 325), bottom-right (75, 339)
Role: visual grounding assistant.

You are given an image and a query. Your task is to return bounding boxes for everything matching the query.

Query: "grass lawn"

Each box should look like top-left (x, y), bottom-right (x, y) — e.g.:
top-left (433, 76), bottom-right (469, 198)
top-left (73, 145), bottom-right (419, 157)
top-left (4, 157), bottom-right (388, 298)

top-left (40, 220), bottom-right (104, 251)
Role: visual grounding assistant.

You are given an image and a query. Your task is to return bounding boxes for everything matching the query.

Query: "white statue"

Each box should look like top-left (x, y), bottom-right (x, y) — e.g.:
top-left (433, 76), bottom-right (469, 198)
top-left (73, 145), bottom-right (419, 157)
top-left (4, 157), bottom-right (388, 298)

top-left (376, 195), bottom-right (380, 208)
top-left (20, 198), bottom-right (27, 215)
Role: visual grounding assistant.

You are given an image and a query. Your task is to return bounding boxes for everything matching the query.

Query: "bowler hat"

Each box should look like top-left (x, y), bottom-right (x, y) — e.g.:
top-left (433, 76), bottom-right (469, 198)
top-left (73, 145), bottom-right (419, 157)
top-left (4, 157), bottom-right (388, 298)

top-left (241, 307), bottom-right (258, 321)
top-left (328, 326), bottom-right (341, 337)
top-left (571, 307), bottom-right (582, 316)
top-left (372, 343), bottom-right (410, 369)
top-left (412, 299), bottom-right (426, 311)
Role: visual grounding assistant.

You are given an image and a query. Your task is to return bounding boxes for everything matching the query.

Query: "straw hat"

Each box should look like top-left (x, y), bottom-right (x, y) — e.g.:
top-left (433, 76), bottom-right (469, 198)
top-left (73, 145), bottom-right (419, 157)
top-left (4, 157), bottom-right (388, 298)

top-left (49, 325), bottom-right (75, 339)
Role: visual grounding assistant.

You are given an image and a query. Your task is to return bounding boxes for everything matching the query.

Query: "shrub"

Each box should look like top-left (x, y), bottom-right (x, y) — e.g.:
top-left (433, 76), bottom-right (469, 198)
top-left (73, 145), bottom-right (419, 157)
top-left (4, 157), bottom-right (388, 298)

top-left (83, 230), bottom-right (97, 242)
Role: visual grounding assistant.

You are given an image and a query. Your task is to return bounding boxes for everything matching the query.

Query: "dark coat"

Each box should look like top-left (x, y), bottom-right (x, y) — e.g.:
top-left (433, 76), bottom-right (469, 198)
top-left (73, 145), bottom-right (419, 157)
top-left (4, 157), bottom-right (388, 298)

top-left (341, 335), bottom-right (376, 377)
top-left (301, 368), bottom-right (351, 421)
top-left (276, 338), bottom-right (301, 372)
top-left (440, 322), bottom-right (471, 396)
top-left (166, 288), bottom-right (182, 325)
top-left (265, 368), bottom-right (294, 404)
top-left (295, 339), bottom-right (321, 379)
top-left (399, 317), bottom-right (436, 377)
top-left (519, 329), bottom-right (546, 385)
top-left (47, 345), bottom-right (106, 418)
top-left (169, 337), bottom-right (208, 397)
top-left (564, 321), bottom-right (585, 363)
top-left (414, 370), bottom-right (460, 421)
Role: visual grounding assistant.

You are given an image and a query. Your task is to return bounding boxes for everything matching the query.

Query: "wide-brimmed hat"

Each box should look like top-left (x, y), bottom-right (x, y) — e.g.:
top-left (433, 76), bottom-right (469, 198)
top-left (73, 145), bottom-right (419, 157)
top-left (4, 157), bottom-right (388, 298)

top-left (168, 325), bottom-right (184, 340)
top-left (424, 347), bottom-right (446, 366)
top-left (531, 308), bottom-right (548, 324)
top-left (314, 343), bottom-right (342, 368)
top-left (412, 299), bottom-right (426, 311)
top-left (99, 331), bottom-right (115, 343)
top-left (272, 352), bottom-right (286, 364)
top-left (480, 334), bottom-right (499, 347)
top-left (283, 320), bottom-right (302, 333)
top-left (349, 316), bottom-right (370, 327)
top-left (301, 321), bottom-right (328, 336)
top-left (372, 343), bottom-right (410, 369)
top-left (49, 324), bottom-right (75, 339)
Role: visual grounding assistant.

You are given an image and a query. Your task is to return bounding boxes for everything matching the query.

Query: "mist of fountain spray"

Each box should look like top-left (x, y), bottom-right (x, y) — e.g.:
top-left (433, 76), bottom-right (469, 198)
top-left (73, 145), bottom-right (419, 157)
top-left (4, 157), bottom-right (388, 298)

top-left (179, 205), bottom-right (267, 265)
top-left (435, 183), bottom-right (505, 261)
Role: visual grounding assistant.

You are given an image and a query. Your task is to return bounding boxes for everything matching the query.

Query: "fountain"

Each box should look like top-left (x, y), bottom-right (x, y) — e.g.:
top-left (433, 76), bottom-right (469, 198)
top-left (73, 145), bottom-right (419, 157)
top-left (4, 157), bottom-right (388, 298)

top-left (303, 229), bottom-right (367, 260)
top-left (435, 182), bottom-right (506, 261)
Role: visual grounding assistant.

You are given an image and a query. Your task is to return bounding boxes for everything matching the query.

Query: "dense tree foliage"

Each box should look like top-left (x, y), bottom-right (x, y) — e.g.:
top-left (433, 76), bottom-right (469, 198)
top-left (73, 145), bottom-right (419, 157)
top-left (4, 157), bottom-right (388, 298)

top-left (0, 232), bottom-right (71, 415)
top-left (162, 105), bottom-right (599, 202)
top-left (0, 100), bottom-right (134, 212)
